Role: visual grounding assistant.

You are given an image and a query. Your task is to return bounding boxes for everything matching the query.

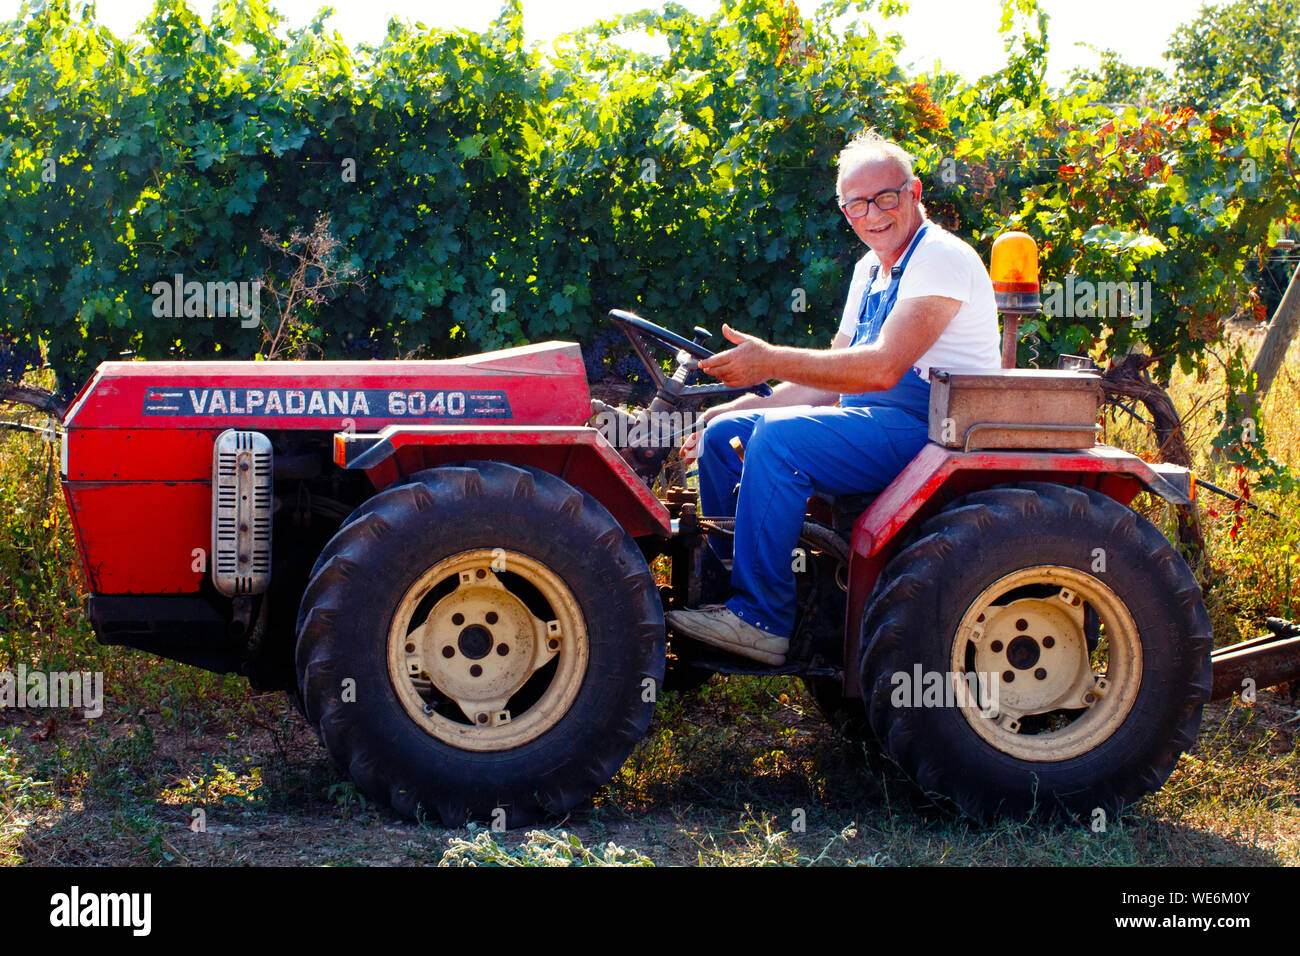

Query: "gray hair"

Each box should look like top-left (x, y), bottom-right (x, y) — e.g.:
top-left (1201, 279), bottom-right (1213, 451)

top-left (835, 130), bottom-right (915, 202)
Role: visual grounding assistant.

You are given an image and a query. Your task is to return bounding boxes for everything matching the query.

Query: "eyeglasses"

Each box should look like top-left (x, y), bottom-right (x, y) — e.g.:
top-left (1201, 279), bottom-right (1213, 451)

top-left (839, 180), bottom-right (913, 219)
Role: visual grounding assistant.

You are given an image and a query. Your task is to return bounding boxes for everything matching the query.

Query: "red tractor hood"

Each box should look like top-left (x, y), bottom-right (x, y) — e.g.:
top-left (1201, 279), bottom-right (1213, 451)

top-left (62, 341), bottom-right (591, 430)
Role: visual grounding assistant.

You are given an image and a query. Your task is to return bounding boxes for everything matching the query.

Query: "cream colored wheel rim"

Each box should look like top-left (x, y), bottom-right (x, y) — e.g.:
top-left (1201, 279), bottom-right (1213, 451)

top-left (387, 549), bottom-right (588, 752)
top-left (949, 566), bottom-right (1142, 762)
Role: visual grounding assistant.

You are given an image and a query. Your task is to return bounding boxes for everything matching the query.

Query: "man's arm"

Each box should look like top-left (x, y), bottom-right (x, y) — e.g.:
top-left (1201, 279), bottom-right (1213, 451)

top-left (679, 331), bottom-right (848, 460)
top-left (700, 331), bottom-right (849, 415)
top-left (699, 296), bottom-right (961, 393)
top-left (695, 331), bottom-right (848, 416)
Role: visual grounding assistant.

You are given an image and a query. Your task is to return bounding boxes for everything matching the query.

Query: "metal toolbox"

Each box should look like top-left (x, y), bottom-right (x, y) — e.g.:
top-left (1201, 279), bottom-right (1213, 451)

top-left (927, 368), bottom-right (1101, 450)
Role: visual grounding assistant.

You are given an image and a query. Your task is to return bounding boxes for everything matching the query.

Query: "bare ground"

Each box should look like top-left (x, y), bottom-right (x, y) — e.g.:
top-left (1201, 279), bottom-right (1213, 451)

top-left (3, 672), bottom-right (1297, 867)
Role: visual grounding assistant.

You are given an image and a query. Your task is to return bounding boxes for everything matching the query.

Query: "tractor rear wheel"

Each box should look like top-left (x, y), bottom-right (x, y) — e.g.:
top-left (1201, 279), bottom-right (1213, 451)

top-left (859, 482), bottom-right (1212, 821)
top-left (295, 461), bottom-right (665, 827)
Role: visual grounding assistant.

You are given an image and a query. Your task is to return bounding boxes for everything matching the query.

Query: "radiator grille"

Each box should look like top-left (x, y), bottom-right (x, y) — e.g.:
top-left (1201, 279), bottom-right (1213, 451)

top-left (211, 429), bottom-right (273, 596)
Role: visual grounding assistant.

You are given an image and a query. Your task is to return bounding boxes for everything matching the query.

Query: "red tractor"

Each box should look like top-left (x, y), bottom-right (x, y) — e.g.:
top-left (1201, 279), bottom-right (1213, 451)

top-left (55, 242), bottom-right (1294, 827)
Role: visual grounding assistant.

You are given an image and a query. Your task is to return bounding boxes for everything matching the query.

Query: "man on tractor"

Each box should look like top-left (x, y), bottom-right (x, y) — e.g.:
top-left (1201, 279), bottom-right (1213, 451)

top-left (669, 130), bottom-right (1001, 665)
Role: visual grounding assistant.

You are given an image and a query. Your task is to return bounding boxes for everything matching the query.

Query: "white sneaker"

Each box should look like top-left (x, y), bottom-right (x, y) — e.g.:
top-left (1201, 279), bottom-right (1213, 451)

top-left (665, 605), bottom-right (789, 665)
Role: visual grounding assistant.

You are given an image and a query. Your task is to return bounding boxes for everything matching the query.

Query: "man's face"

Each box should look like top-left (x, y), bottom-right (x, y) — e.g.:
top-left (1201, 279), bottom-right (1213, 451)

top-left (839, 159), bottom-right (922, 260)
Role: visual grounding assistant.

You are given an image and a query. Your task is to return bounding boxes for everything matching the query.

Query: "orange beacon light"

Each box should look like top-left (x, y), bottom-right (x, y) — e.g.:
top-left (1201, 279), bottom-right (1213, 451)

top-left (990, 231), bottom-right (1042, 311)
top-left (989, 232), bottom-right (1042, 368)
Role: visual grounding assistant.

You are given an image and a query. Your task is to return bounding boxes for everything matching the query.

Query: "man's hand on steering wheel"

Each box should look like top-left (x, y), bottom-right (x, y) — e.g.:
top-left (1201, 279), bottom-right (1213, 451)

top-left (605, 310), bottom-right (773, 402)
top-left (698, 323), bottom-right (779, 388)
top-left (603, 311), bottom-right (779, 462)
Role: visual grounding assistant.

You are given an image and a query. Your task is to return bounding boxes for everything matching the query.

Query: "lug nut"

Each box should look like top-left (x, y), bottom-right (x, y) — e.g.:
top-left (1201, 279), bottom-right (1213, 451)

top-left (990, 640), bottom-right (1004, 653)
top-left (1015, 619), bottom-right (1028, 631)
top-left (1034, 668), bottom-right (1047, 680)
top-left (452, 613), bottom-right (464, 626)
top-left (486, 612), bottom-right (498, 625)
top-left (442, 646), bottom-right (454, 658)
top-left (1002, 671), bottom-right (1015, 683)
top-left (469, 664), bottom-right (482, 677)
top-left (496, 644), bottom-right (509, 656)
top-left (405, 642), bottom-right (415, 653)
top-left (1043, 635), bottom-right (1055, 648)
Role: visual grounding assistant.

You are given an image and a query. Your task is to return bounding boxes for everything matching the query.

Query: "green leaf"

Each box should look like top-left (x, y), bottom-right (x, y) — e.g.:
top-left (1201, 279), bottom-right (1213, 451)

top-left (457, 134), bottom-right (488, 159)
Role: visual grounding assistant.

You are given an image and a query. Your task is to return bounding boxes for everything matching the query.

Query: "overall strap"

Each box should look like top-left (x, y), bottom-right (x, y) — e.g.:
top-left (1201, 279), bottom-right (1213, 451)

top-left (855, 223), bottom-right (930, 340)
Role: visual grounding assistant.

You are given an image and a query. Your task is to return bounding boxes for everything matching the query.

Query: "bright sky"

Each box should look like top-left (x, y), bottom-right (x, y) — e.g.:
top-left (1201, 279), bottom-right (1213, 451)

top-left (1, 0), bottom-right (1223, 84)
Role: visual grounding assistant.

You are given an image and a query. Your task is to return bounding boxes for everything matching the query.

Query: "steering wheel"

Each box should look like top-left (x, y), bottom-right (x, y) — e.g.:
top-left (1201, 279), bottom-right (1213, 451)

top-left (607, 309), bottom-right (774, 401)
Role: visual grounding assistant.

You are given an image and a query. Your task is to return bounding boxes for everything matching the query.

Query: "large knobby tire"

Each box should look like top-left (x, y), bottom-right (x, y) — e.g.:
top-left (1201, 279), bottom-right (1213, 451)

top-left (859, 482), bottom-right (1212, 822)
top-left (295, 461), bottom-right (665, 828)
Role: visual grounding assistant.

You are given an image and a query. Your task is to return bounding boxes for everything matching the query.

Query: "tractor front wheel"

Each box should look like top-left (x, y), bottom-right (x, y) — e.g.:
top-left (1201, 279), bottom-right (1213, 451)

top-left (295, 461), bottom-right (665, 827)
top-left (859, 482), bottom-right (1212, 821)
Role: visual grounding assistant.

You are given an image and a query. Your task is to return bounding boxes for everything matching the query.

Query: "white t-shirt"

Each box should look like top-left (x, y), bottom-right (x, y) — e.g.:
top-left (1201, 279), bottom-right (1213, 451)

top-left (836, 220), bottom-right (1001, 381)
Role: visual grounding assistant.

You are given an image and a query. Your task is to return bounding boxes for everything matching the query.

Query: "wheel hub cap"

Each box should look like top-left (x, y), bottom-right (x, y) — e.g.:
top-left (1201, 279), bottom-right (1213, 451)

top-left (387, 550), bottom-right (587, 751)
top-left (969, 589), bottom-right (1097, 720)
top-left (951, 566), bottom-right (1141, 762)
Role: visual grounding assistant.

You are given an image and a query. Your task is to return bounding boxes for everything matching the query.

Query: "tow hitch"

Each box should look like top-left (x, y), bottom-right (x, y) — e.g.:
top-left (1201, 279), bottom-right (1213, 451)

top-left (1209, 618), bottom-right (1300, 701)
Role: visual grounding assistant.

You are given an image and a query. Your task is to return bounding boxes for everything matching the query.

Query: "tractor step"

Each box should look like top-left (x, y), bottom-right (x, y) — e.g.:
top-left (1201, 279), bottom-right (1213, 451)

top-left (1209, 618), bottom-right (1300, 701)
